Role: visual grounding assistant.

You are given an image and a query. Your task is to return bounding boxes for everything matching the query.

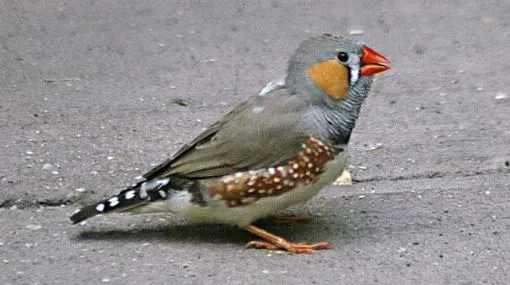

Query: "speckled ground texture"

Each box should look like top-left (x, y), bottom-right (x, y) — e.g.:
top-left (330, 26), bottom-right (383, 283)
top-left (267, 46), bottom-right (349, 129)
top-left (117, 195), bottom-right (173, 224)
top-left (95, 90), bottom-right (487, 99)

top-left (1, 1), bottom-right (509, 284)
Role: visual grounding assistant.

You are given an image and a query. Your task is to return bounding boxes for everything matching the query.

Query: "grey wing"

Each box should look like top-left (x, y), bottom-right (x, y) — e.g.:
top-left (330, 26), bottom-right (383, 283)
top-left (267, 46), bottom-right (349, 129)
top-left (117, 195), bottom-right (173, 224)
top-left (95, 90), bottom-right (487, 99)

top-left (143, 89), bottom-right (309, 180)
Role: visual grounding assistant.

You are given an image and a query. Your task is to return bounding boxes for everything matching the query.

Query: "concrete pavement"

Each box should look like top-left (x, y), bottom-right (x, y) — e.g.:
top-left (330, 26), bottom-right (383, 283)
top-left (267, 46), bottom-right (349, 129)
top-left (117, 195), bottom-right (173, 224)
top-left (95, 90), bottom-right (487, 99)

top-left (1, 1), bottom-right (509, 284)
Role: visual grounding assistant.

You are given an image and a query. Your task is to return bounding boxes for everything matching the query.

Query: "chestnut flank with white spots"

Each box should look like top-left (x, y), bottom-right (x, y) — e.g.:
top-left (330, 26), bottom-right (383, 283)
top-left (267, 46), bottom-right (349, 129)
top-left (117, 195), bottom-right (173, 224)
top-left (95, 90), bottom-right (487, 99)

top-left (209, 137), bottom-right (336, 207)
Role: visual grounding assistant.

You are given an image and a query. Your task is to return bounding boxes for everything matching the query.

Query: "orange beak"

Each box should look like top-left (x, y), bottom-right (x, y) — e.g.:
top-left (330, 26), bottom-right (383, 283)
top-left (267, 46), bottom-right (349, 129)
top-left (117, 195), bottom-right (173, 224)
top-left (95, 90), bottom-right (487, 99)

top-left (360, 46), bottom-right (391, 76)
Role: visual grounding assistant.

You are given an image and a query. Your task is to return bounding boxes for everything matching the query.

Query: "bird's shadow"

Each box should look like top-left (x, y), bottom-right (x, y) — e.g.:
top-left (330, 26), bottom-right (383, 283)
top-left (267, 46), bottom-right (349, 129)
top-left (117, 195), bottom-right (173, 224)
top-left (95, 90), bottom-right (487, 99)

top-left (71, 215), bottom-right (341, 246)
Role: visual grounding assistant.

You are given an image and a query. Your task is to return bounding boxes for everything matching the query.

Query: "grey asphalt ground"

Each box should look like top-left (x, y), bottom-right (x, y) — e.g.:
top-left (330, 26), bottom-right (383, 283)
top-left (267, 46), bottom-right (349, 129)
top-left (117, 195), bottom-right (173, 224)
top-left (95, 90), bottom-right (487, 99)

top-left (1, 1), bottom-right (509, 284)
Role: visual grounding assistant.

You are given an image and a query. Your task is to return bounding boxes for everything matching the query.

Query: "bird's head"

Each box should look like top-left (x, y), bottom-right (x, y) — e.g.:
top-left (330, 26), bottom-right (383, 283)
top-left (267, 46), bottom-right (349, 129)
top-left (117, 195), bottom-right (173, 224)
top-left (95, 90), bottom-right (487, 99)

top-left (286, 34), bottom-right (391, 103)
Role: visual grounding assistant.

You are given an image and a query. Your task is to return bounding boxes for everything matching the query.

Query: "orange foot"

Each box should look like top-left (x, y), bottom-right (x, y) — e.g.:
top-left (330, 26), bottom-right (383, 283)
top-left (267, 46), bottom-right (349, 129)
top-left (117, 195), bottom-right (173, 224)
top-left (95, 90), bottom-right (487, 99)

top-left (242, 224), bottom-right (331, 254)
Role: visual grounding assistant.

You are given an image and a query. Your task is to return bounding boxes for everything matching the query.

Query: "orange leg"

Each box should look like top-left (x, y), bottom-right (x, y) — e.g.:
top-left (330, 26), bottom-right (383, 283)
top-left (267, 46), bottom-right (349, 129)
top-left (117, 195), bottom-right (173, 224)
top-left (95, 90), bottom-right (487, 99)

top-left (242, 224), bottom-right (331, 254)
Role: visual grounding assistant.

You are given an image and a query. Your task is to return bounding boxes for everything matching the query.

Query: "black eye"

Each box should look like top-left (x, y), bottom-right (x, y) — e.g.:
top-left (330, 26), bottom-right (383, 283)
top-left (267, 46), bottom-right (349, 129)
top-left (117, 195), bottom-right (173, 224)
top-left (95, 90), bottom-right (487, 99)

top-left (337, 52), bottom-right (349, 63)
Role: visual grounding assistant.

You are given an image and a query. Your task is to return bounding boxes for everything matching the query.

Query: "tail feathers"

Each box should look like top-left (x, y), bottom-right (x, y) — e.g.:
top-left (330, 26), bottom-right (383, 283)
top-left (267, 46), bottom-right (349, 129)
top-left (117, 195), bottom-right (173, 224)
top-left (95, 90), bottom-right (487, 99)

top-left (70, 178), bottom-right (170, 224)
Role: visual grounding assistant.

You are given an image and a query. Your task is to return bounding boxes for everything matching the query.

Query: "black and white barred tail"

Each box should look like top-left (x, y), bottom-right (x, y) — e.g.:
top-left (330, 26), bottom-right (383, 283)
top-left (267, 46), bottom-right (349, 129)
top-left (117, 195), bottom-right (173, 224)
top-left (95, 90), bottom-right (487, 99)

top-left (70, 178), bottom-right (171, 224)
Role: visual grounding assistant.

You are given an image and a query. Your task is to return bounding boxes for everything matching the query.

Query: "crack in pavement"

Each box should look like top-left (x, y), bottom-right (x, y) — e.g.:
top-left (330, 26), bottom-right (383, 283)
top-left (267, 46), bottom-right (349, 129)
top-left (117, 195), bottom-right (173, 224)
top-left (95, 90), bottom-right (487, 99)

top-left (352, 168), bottom-right (508, 183)
top-left (1, 168), bottom-right (507, 210)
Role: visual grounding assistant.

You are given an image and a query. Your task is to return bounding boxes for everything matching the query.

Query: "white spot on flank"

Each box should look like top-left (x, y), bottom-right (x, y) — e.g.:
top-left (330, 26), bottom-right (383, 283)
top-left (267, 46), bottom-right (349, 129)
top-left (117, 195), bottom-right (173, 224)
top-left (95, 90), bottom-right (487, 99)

top-left (95, 204), bottom-right (105, 212)
top-left (158, 190), bottom-right (167, 199)
top-left (108, 197), bottom-right (119, 207)
top-left (241, 197), bottom-right (256, 204)
top-left (222, 176), bottom-right (235, 183)
top-left (125, 190), bottom-right (136, 200)
top-left (278, 167), bottom-right (287, 177)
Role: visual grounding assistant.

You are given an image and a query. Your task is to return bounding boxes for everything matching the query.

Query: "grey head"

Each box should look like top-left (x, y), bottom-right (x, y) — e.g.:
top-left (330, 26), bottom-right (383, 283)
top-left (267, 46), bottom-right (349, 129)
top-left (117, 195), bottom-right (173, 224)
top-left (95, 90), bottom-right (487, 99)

top-left (284, 33), bottom-right (390, 144)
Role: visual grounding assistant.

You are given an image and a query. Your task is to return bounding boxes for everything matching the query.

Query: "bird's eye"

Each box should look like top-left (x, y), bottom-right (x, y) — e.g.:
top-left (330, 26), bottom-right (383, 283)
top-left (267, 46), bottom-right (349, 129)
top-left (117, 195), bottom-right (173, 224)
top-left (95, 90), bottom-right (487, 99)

top-left (337, 52), bottom-right (349, 63)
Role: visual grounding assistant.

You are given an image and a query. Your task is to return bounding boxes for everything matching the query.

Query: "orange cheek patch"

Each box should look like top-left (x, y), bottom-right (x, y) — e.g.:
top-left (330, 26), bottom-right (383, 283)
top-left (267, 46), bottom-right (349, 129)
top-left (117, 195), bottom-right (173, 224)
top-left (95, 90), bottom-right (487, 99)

top-left (307, 59), bottom-right (350, 100)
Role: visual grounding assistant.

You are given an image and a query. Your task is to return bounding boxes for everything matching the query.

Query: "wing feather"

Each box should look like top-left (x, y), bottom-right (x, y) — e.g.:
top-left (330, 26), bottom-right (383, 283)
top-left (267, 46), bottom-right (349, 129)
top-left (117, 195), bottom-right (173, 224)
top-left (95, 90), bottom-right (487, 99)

top-left (143, 89), bottom-right (309, 180)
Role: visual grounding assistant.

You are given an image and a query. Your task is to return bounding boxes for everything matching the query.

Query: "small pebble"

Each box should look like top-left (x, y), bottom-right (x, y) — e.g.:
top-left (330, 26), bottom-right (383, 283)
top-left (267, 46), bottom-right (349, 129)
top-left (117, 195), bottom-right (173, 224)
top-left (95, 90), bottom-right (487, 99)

top-left (368, 143), bottom-right (384, 151)
top-left (42, 163), bottom-right (53, 171)
top-left (348, 29), bottom-right (364, 35)
top-left (26, 224), bottom-right (42, 230)
top-left (494, 91), bottom-right (508, 100)
top-left (332, 169), bottom-right (352, 185)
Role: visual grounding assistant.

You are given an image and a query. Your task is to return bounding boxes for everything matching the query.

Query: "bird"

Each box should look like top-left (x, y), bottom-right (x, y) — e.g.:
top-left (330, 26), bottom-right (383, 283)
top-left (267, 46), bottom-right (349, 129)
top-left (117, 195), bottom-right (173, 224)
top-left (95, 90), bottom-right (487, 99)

top-left (70, 34), bottom-right (391, 253)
